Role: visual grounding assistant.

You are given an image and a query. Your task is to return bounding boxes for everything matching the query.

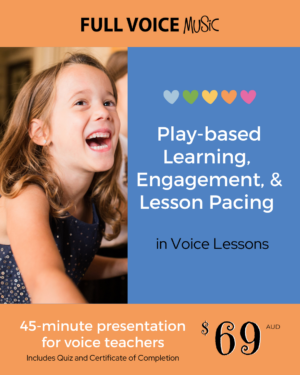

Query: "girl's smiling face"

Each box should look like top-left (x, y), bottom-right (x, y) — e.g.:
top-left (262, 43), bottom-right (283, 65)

top-left (48, 64), bottom-right (120, 174)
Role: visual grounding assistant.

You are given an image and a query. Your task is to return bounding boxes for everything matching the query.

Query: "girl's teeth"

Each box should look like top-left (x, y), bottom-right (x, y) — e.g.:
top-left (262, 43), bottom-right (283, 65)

top-left (87, 132), bottom-right (110, 139)
top-left (90, 144), bottom-right (108, 150)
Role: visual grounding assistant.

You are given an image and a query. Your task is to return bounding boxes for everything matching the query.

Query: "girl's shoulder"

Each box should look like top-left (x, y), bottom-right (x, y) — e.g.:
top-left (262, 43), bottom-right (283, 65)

top-left (0, 185), bottom-right (50, 245)
top-left (4, 184), bottom-right (49, 211)
top-left (0, 195), bottom-right (9, 244)
top-left (4, 184), bottom-right (50, 226)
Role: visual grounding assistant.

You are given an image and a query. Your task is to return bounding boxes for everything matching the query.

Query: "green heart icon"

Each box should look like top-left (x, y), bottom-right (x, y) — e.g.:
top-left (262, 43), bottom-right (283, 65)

top-left (183, 90), bottom-right (199, 104)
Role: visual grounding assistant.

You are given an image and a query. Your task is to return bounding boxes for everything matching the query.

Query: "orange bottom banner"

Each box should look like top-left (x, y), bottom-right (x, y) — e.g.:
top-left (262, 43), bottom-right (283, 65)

top-left (0, 304), bottom-right (297, 374)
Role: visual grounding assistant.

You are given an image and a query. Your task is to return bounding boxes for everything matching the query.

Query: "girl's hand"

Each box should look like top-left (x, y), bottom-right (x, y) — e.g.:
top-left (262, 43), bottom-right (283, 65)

top-left (83, 255), bottom-right (127, 280)
top-left (5, 185), bottom-right (87, 304)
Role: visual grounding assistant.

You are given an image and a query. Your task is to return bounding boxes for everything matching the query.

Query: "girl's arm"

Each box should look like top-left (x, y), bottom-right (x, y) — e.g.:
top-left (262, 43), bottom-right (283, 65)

top-left (83, 255), bottom-right (127, 280)
top-left (6, 185), bottom-right (86, 304)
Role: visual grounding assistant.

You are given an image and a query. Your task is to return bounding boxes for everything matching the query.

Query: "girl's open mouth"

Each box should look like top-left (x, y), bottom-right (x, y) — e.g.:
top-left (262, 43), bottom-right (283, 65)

top-left (86, 131), bottom-right (112, 151)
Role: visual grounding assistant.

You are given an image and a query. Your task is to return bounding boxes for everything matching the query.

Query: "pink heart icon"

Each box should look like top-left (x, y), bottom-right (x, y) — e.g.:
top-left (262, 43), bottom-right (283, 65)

top-left (240, 90), bottom-right (256, 104)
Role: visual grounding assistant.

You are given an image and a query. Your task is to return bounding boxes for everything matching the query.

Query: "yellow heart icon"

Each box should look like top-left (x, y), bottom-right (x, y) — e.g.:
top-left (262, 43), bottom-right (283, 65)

top-left (202, 90), bottom-right (218, 104)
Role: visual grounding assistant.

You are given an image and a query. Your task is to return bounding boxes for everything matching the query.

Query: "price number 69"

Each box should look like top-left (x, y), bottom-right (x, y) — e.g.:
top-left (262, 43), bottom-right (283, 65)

top-left (215, 321), bottom-right (261, 356)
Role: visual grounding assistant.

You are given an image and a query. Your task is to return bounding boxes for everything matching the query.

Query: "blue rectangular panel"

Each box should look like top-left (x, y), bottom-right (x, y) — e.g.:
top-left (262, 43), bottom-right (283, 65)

top-left (128, 48), bottom-right (300, 303)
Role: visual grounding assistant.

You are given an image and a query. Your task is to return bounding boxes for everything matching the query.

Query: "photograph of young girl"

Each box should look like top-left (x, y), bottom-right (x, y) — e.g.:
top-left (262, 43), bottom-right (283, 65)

top-left (0, 47), bottom-right (128, 304)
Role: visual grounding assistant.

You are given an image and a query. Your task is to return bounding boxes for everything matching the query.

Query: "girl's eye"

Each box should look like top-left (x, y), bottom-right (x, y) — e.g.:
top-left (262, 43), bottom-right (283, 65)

top-left (75, 100), bottom-right (87, 106)
top-left (104, 101), bottom-right (115, 107)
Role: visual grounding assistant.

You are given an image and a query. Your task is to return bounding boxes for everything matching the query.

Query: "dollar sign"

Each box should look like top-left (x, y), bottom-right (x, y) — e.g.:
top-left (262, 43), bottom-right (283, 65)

top-left (202, 321), bottom-right (209, 336)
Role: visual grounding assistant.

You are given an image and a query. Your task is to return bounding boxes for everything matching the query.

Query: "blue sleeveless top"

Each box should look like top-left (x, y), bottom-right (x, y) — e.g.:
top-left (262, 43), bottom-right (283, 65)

top-left (0, 203), bottom-right (103, 304)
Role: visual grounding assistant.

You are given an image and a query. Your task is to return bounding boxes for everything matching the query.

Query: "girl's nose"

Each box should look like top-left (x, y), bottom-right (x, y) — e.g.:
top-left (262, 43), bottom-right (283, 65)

top-left (93, 104), bottom-right (112, 122)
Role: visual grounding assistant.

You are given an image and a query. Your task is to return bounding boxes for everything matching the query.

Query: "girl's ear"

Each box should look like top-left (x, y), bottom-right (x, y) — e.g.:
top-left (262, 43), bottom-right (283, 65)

top-left (28, 119), bottom-right (49, 146)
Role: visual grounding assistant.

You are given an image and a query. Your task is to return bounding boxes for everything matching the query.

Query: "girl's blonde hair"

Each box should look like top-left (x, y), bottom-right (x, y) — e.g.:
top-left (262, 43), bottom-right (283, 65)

top-left (0, 53), bottom-right (124, 241)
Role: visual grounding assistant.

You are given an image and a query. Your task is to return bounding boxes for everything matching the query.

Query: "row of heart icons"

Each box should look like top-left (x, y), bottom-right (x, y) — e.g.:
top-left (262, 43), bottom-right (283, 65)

top-left (164, 90), bottom-right (256, 104)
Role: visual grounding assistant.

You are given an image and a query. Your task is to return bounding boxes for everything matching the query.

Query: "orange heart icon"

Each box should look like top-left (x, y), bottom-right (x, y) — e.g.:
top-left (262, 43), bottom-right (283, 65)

top-left (221, 90), bottom-right (237, 104)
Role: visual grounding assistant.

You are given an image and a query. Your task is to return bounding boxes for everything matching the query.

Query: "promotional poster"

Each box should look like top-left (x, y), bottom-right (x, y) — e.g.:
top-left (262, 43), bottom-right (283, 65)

top-left (0, 1), bottom-right (299, 373)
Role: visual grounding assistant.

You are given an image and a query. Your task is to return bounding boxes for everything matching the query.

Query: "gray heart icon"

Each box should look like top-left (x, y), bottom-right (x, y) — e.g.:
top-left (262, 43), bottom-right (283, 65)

top-left (163, 90), bottom-right (179, 104)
